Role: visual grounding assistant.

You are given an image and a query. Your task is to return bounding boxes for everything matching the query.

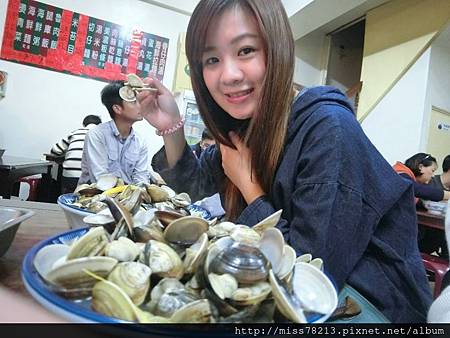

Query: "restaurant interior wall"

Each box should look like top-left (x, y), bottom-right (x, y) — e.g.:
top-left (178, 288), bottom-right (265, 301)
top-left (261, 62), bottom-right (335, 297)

top-left (361, 49), bottom-right (431, 165)
top-left (427, 43), bottom-right (450, 114)
top-left (293, 30), bottom-right (327, 87)
top-left (357, 0), bottom-right (450, 121)
top-left (361, 23), bottom-right (450, 166)
top-left (421, 38), bottom-right (450, 170)
top-left (0, 0), bottom-right (190, 163)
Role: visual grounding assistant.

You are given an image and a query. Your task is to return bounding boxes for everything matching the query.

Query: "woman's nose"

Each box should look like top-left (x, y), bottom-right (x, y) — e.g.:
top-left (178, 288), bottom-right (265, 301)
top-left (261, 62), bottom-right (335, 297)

top-left (221, 59), bottom-right (244, 85)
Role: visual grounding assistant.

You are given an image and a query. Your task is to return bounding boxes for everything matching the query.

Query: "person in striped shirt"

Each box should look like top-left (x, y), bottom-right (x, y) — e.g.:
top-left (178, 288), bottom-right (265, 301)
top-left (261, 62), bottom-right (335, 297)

top-left (50, 115), bottom-right (102, 193)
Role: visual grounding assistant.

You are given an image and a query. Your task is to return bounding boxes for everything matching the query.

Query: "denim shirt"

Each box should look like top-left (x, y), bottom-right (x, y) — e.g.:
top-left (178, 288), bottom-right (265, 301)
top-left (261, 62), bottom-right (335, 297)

top-left (79, 120), bottom-right (149, 185)
top-left (152, 86), bottom-right (432, 322)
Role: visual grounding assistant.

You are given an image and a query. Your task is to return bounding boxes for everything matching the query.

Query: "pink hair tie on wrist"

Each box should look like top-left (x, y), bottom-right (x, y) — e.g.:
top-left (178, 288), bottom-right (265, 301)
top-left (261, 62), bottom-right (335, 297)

top-left (155, 117), bottom-right (185, 136)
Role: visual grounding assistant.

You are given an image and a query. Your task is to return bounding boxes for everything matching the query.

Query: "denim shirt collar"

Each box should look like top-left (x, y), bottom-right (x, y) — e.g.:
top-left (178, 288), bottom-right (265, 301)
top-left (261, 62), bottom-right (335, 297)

top-left (109, 120), bottom-right (135, 143)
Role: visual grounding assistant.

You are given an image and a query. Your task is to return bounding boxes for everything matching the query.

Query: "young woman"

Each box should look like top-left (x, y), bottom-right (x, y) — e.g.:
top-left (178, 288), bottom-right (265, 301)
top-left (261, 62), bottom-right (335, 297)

top-left (394, 153), bottom-right (450, 202)
top-left (138, 0), bottom-right (431, 322)
top-left (394, 153), bottom-right (450, 257)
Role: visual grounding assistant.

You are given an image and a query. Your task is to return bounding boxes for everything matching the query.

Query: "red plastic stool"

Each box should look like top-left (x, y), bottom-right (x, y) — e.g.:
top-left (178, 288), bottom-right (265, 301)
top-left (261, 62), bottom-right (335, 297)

top-left (421, 253), bottom-right (450, 298)
top-left (15, 175), bottom-right (41, 201)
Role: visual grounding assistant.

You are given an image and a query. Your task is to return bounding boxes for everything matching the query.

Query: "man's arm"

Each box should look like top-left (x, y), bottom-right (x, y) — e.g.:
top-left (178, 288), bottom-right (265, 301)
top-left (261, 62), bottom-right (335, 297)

top-left (131, 142), bottom-right (150, 184)
top-left (83, 129), bottom-right (110, 183)
top-left (50, 134), bottom-right (69, 156)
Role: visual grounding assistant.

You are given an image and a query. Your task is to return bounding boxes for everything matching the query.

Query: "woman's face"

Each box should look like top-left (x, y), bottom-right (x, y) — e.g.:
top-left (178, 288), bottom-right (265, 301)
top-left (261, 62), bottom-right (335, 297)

top-left (202, 7), bottom-right (266, 120)
top-left (418, 162), bottom-right (437, 184)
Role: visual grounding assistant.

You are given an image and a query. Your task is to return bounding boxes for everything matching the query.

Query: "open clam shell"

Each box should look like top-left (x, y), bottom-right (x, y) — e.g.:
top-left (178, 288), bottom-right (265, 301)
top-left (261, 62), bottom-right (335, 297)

top-left (229, 281), bottom-right (272, 307)
top-left (195, 252), bottom-right (239, 317)
top-left (164, 216), bottom-right (209, 245)
top-left (269, 269), bottom-right (307, 323)
top-left (92, 279), bottom-right (139, 321)
top-left (258, 227), bottom-right (285, 275)
top-left (133, 222), bottom-right (165, 243)
top-left (292, 262), bottom-right (337, 321)
top-left (66, 226), bottom-right (109, 260)
top-left (77, 186), bottom-right (103, 197)
top-left (296, 253), bottom-right (312, 264)
top-left (146, 184), bottom-right (170, 202)
top-left (152, 289), bottom-right (199, 318)
top-left (207, 221), bottom-right (239, 238)
top-left (184, 233), bottom-right (209, 275)
top-left (171, 192), bottom-right (191, 208)
top-left (119, 86), bottom-right (137, 102)
top-left (105, 237), bottom-right (141, 262)
top-left (208, 273), bottom-right (238, 300)
top-left (252, 210), bottom-right (283, 234)
top-left (103, 196), bottom-right (134, 239)
top-left (107, 261), bottom-right (152, 306)
top-left (310, 258), bottom-right (324, 271)
top-left (170, 299), bottom-right (212, 323)
top-left (126, 73), bottom-right (145, 87)
top-left (34, 244), bottom-right (70, 279)
top-left (142, 240), bottom-right (184, 279)
top-left (121, 188), bottom-right (142, 215)
top-left (229, 226), bottom-right (260, 246)
top-left (154, 210), bottom-right (183, 228)
top-left (133, 209), bottom-right (156, 228)
top-left (277, 245), bottom-right (297, 280)
top-left (149, 278), bottom-right (185, 305)
top-left (96, 174), bottom-right (118, 191)
top-left (47, 256), bottom-right (118, 290)
top-left (83, 213), bottom-right (116, 232)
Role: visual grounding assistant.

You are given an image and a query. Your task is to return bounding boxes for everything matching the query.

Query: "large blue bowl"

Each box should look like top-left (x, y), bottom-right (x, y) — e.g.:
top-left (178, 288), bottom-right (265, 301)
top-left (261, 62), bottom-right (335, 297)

top-left (22, 228), bottom-right (334, 328)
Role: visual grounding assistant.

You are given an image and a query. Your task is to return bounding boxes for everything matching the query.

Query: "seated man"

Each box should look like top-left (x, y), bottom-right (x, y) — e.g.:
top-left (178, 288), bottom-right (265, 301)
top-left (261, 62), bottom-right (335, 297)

top-left (191, 128), bottom-right (215, 158)
top-left (429, 155), bottom-right (450, 191)
top-left (79, 81), bottom-right (149, 185)
top-left (50, 114), bottom-right (101, 193)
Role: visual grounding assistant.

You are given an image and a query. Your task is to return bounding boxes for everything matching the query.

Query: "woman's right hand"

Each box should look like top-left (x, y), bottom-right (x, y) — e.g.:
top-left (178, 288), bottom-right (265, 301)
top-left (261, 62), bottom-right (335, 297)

top-left (137, 76), bottom-right (181, 131)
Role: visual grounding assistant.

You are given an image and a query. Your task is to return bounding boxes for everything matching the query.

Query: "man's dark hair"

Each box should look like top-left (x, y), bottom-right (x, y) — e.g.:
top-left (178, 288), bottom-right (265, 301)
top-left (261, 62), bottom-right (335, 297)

top-left (100, 80), bottom-right (124, 119)
top-left (201, 128), bottom-right (213, 141)
top-left (443, 155), bottom-right (450, 172)
top-left (82, 115), bottom-right (102, 127)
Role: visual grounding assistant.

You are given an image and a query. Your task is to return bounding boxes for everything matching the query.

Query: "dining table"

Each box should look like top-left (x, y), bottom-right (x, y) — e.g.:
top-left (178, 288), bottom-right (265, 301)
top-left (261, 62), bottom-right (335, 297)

top-left (0, 198), bottom-right (70, 321)
top-left (0, 155), bottom-right (53, 199)
top-left (416, 210), bottom-right (445, 231)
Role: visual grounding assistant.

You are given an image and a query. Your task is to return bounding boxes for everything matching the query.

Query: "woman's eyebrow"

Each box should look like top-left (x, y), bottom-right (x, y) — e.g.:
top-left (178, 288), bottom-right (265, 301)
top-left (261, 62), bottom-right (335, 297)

top-left (204, 33), bottom-right (259, 53)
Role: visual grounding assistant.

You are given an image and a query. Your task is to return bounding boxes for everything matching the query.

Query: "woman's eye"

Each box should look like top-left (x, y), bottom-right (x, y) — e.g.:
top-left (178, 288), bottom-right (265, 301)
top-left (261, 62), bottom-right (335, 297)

top-left (238, 47), bottom-right (255, 56)
top-left (204, 57), bottom-right (219, 65)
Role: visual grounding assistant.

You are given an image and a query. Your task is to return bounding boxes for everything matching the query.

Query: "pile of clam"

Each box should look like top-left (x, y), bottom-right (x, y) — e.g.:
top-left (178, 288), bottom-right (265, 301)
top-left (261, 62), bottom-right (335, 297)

top-left (36, 188), bottom-right (338, 323)
top-left (70, 173), bottom-right (193, 218)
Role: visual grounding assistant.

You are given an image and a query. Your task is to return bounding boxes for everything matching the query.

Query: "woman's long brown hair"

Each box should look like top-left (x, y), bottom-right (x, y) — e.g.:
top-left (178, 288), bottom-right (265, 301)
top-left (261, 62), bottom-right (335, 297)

top-left (186, 0), bottom-right (295, 220)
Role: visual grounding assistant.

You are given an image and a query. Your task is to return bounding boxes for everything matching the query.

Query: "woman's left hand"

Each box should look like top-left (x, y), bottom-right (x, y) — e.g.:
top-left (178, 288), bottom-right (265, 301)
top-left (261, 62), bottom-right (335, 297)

top-left (220, 132), bottom-right (265, 204)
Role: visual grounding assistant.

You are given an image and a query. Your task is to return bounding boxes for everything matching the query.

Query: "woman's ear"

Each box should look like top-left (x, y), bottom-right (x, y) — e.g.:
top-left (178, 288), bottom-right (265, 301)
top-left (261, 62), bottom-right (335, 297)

top-left (418, 164), bottom-right (424, 173)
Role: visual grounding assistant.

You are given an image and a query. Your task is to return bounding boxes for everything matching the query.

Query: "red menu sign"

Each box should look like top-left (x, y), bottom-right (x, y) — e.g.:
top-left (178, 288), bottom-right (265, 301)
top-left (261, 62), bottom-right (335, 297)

top-left (0, 0), bottom-right (169, 81)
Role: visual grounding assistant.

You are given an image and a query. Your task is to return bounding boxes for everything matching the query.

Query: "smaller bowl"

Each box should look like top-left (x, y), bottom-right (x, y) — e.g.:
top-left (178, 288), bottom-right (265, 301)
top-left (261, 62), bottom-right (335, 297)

top-left (0, 207), bottom-right (34, 256)
top-left (57, 193), bottom-right (94, 229)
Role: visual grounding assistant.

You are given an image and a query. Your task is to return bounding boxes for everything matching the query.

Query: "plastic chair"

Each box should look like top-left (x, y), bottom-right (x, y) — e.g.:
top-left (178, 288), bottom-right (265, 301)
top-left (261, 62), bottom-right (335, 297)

top-left (421, 253), bottom-right (450, 298)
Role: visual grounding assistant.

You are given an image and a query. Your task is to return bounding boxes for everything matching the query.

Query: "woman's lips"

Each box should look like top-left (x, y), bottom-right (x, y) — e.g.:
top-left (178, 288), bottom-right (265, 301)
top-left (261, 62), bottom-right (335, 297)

top-left (225, 88), bottom-right (253, 103)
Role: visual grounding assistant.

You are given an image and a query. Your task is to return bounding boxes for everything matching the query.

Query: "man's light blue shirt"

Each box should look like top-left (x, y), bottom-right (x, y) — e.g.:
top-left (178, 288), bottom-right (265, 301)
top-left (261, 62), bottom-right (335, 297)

top-left (79, 120), bottom-right (149, 185)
